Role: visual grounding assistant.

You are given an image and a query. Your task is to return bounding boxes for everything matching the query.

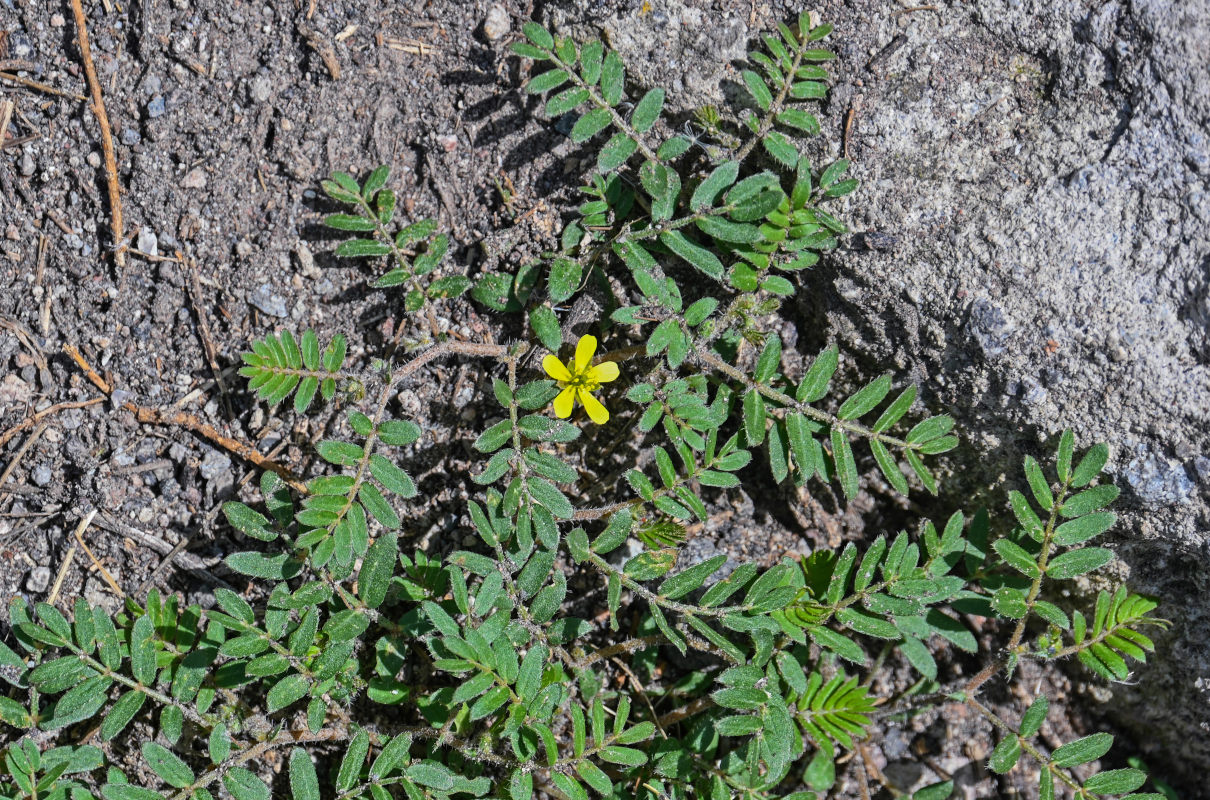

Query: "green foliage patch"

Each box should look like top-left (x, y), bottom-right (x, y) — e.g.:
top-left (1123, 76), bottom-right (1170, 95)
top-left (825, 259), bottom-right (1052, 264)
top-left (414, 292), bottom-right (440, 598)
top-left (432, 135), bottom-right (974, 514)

top-left (0, 11), bottom-right (1171, 800)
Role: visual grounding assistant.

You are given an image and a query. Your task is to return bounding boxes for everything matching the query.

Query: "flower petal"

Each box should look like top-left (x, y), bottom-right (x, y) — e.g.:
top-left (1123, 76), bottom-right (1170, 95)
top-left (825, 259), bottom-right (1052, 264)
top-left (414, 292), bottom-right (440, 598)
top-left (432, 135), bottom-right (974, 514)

top-left (578, 388), bottom-right (609, 425)
top-left (552, 387), bottom-right (576, 418)
top-left (588, 360), bottom-right (620, 384)
top-left (542, 354), bottom-right (572, 383)
top-left (574, 335), bottom-right (597, 374)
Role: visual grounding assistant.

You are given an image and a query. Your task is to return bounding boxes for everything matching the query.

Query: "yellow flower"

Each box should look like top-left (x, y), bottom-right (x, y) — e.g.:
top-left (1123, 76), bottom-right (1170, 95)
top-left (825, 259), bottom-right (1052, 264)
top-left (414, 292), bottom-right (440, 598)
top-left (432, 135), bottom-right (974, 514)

top-left (542, 335), bottom-right (620, 424)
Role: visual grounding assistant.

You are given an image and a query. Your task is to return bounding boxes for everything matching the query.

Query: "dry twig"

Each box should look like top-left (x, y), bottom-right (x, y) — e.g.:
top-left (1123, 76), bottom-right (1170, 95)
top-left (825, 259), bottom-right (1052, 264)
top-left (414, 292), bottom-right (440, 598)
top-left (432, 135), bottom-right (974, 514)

top-left (68, 0), bottom-right (125, 268)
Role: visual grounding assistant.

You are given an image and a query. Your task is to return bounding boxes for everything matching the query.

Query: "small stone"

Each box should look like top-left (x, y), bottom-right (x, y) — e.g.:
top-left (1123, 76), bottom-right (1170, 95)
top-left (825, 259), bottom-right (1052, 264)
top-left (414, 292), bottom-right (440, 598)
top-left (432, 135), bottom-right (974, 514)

top-left (50, 13), bottom-right (65, 26)
top-left (137, 228), bottom-right (159, 257)
top-left (199, 450), bottom-right (232, 482)
top-left (120, 127), bottom-right (141, 145)
top-left (26, 566), bottom-right (51, 593)
top-left (19, 153), bottom-right (35, 176)
top-left (181, 168), bottom-right (207, 189)
top-left (249, 284), bottom-right (288, 317)
top-left (86, 151), bottom-right (102, 168)
top-left (0, 374), bottom-right (32, 406)
top-left (249, 76), bottom-right (273, 103)
top-left (31, 464), bottom-right (52, 486)
top-left (1124, 451), bottom-right (1196, 508)
top-left (143, 74), bottom-right (162, 95)
top-left (10, 32), bottom-right (33, 59)
top-left (483, 4), bottom-right (510, 40)
top-left (147, 96), bottom-right (166, 118)
top-left (437, 133), bottom-right (458, 152)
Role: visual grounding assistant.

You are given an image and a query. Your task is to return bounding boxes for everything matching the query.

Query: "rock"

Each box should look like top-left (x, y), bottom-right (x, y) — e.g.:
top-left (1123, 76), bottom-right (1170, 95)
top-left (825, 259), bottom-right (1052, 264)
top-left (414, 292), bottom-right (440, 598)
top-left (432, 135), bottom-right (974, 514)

top-left (199, 450), bottom-right (232, 484)
top-left (249, 75), bottom-right (273, 103)
top-left (50, 13), bottom-right (64, 26)
top-left (249, 284), bottom-right (288, 317)
top-left (147, 96), bottom-right (166, 118)
top-left (0, 375), bottom-right (31, 410)
top-left (19, 153), bottom-right (34, 176)
top-left (86, 151), bottom-right (101, 168)
top-left (137, 228), bottom-right (158, 257)
top-left (483, 4), bottom-right (510, 40)
top-left (9, 32), bottom-right (32, 59)
top-left (1123, 450), bottom-right (1196, 508)
top-left (967, 298), bottom-right (1015, 359)
top-left (31, 464), bottom-right (52, 487)
top-left (120, 127), bottom-right (141, 145)
top-left (25, 567), bottom-right (50, 594)
top-left (181, 168), bottom-right (207, 189)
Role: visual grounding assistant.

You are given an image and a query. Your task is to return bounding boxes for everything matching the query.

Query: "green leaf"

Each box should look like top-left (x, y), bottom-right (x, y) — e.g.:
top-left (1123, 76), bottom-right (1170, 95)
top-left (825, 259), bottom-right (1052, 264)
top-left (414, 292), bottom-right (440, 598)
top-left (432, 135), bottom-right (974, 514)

top-left (661, 230), bottom-right (723, 279)
top-left (223, 502), bottom-right (277, 541)
top-left (1072, 443), bottom-right (1110, 487)
top-left (797, 345), bottom-right (838, 402)
top-left (267, 674), bottom-right (309, 713)
top-left (369, 454), bottom-right (417, 498)
top-left (522, 21), bottom-right (554, 50)
top-left (600, 50), bottom-right (625, 106)
top-left (337, 729), bottom-right (370, 792)
top-left (100, 691), bottom-right (145, 740)
top-left (225, 551), bottom-right (298, 580)
top-left (838, 374), bottom-right (891, 420)
top-left (360, 530), bottom-right (398, 609)
top-left (830, 428), bottom-right (858, 500)
top-left (408, 761), bottom-right (456, 790)
top-left (742, 69), bottom-right (773, 110)
top-left (994, 539), bottom-right (1041, 579)
top-left (631, 88), bottom-right (664, 132)
top-left (809, 627), bottom-right (865, 663)
top-left (290, 748), bottom-right (320, 800)
top-left (1019, 696), bottom-right (1048, 738)
top-left (224, 768), bottom-right (270, 800)
top-left (324, 214), bottom-right (376, 232)
top-left (598, 132), bottom-right (638, 171)
top-left (130, 614), bottom-right (156, 685)
top-left (1056, 430), bottom-right (1075, 483)
top-left (1053, 512), bottom-right (1116, 546)
top-left (1051, 732), bottom-right (1113, 767)
top-left (692, 161), bottom-right (740, 210)
top-left (1060, 484), bottom-right (1120, 517)
top-left (762, 130), bottom-right (799, 167)
top-left (548, 258), bottom-right (582, 304)
top-left (526, 68), bottom-right (569, 93)
top-left (599, 746), bottom-right (648, 767)
top-left (335, 239), bottom-right (391, 258)
top-left (142, 742), bottom-right (195, 788)
top-left (1046, 547), bottom-right (1114, 579)
top-left (571, 108), bottom-right (612, 142)
top-left (1083, 769), bottom-right (1146, 795)
top-left (659, 555), bottom-right (726, 600)
top-left (989, 735), bottom-right (1021, 774)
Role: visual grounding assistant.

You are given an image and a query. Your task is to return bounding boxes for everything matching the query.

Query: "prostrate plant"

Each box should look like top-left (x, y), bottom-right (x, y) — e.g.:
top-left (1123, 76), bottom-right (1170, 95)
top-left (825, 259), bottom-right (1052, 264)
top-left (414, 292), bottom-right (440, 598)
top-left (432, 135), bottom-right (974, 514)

top-left (0, 12), bottom-right (1171, 800)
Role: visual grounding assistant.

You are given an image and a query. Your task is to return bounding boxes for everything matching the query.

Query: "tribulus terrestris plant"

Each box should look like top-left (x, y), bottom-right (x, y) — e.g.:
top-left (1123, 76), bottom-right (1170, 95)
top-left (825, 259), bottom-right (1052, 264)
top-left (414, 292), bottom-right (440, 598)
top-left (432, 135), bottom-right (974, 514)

top-left (0, 11), bottom-right (1173, 800)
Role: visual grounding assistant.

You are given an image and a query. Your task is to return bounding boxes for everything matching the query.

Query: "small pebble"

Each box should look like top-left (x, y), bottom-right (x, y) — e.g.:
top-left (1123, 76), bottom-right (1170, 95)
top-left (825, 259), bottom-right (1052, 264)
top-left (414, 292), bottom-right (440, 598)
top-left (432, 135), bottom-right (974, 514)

top-left (483, 4), bottom-right (510, 40)
top-left (138, 228), bottom-right (159, 257)
top-left (249, 76), bottom-right (273, 103)
top-left (181, 168), bottom-right (207, 189)
top-left (32, 464), bottom-right (52, 487)
top-left (26, 566), bottom-right (51, 594)
top-left (120, 127), bottom-right (141, 145)
top-left (249, 284), bottom-right (288, 317)
top-left (19, 153), bottom-right (35, 176)
top-left (437, 133), bottom-right (458, 152)
top-left (147, 96), bottom-right (166, 118)
top-left (50, 13), bottom-right (65, 26)
top-left (199, 451), bottom-right (231, 481)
